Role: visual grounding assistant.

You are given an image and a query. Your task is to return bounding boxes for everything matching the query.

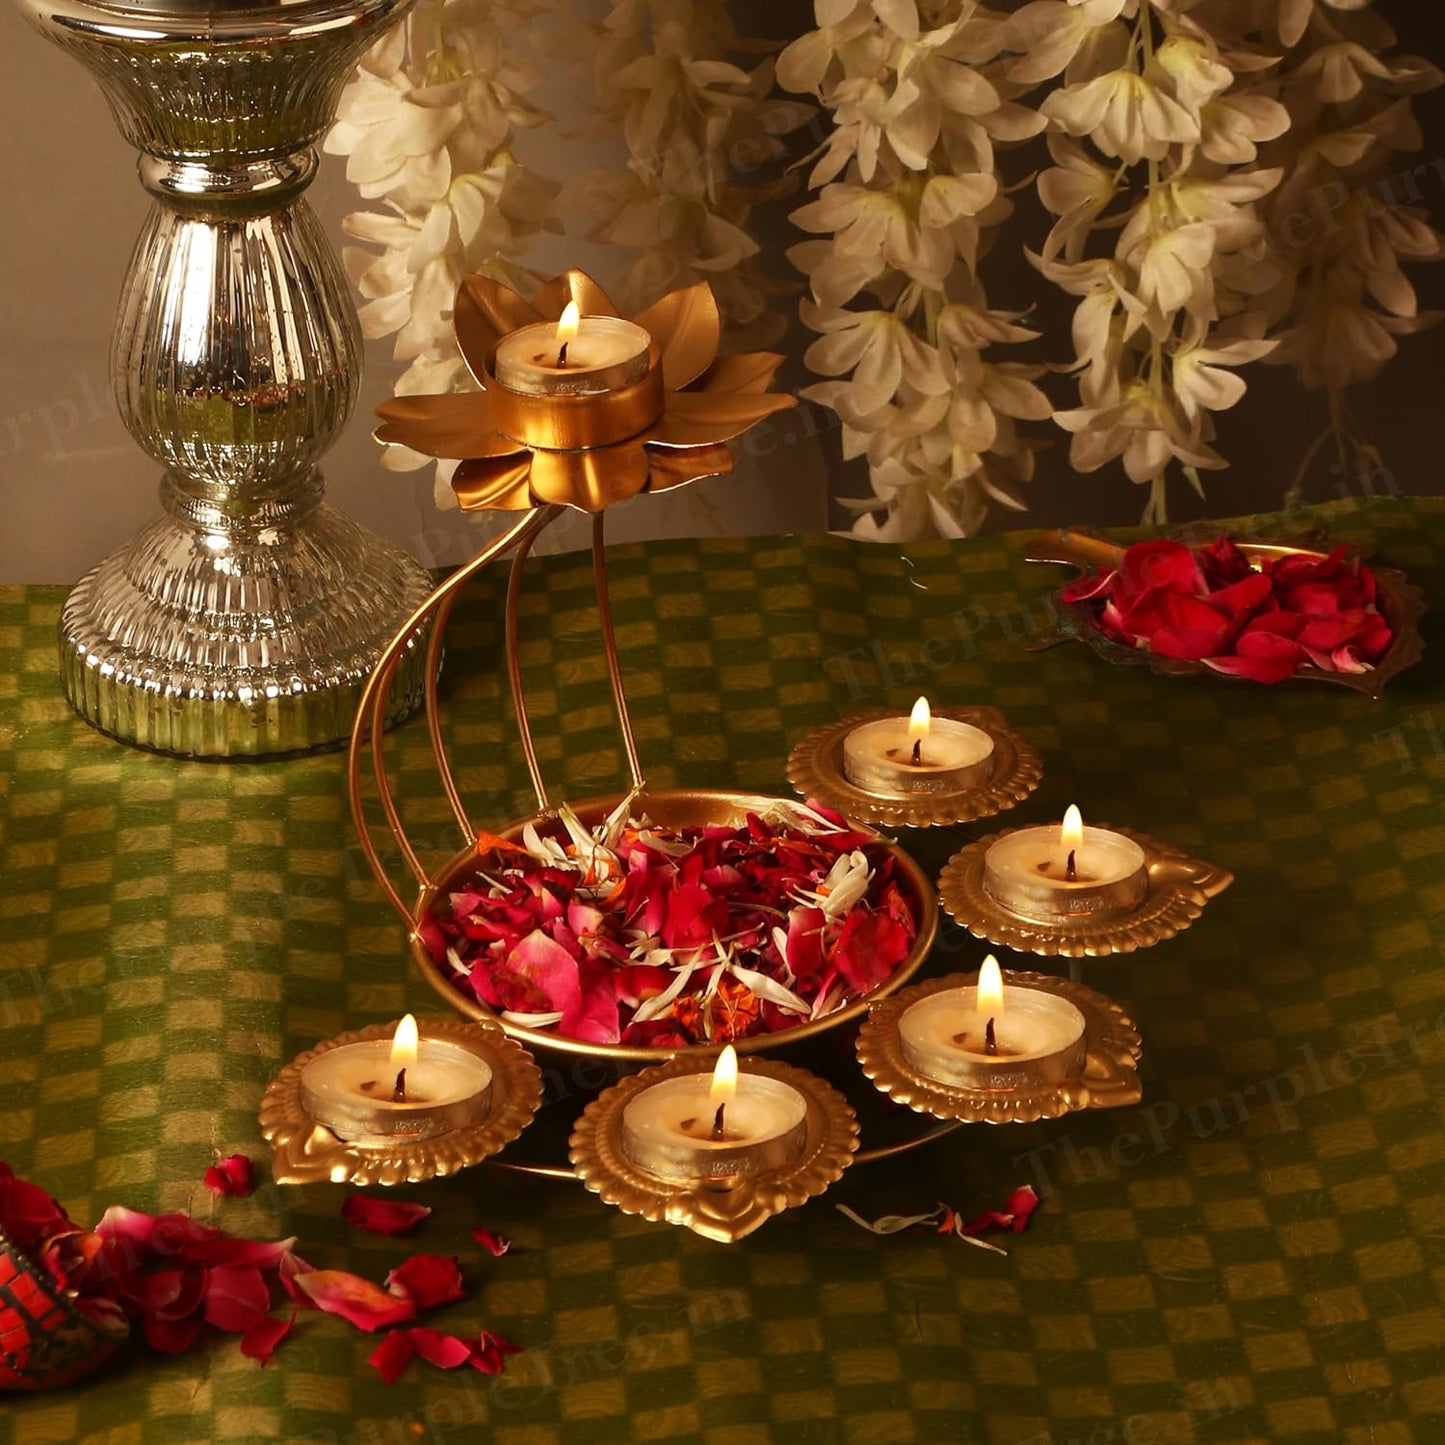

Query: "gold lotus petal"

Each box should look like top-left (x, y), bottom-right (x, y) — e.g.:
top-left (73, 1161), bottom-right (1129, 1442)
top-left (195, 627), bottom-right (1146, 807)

top-left (375, 393), bottom-right (519, 460)
top-left (455, 276), bottom-right (542, 385)
top-left (646, 441), bottom-right (733, 492)
top-left (532, 269), bottom-right (619, 321)
top-left (633, 282), bottom-right (721, 390)
top-left (453, 454), bottom-right (537, 511)
top-left (529, 443), bottom-right (650, 512)
top-left (696, 351), bottom-right (786, 395)
top-left (650, 391), bottom-right (796, 446)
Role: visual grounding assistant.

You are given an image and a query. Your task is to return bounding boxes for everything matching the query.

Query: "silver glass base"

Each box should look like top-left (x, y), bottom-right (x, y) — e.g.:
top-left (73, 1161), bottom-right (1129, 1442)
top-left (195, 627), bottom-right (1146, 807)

top-left (59, 491), bottom-right (431, 757)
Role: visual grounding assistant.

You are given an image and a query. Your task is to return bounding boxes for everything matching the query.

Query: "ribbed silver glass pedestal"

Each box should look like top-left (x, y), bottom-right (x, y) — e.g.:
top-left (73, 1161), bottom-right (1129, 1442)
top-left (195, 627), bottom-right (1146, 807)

top-left (19, 0), bottom-right (432, 757)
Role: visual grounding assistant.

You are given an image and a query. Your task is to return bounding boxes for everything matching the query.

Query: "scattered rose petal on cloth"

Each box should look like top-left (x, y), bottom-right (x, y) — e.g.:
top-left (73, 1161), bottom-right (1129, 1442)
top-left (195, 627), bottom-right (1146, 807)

top-left (203, 1154), bottom-right (256, 1198)
top-left (293, 1269), bottom-right (419, 1332)
top-left (471, 1225), bottom-right (512, 1257)
top-left (341, 1195), bottom-right (432, 1236)
top-left (471, 1329), bottom-right (522, 1375)
top-left (241, 1310), bottom-right (296, 1366)
top-left (385, 1254), bottom-right (467, 1311)
top-left (836, 1186), bottom-right (1041, 1257)
top-left (368, 1328), bottom-right (416, 1384)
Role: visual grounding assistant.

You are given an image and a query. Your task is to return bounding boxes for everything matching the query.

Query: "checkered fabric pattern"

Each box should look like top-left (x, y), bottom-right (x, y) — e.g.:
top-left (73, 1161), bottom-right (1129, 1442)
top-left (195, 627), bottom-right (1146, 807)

top-left (2, 496), bottom-right (1444, 1443)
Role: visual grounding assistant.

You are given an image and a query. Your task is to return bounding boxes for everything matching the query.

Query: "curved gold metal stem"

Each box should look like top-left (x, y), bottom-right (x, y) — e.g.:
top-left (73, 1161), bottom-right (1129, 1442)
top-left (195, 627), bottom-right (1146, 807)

top-left (347, 510), bottom-right (551, 923)
top-left (853, 1118), bottom-right (967, 1166)
top-left (506, 508), bottom-right (562, 813)
top-left (426, 587), bottom-right (470, 846)
top-left (591, 512), bottom-right (645, 793)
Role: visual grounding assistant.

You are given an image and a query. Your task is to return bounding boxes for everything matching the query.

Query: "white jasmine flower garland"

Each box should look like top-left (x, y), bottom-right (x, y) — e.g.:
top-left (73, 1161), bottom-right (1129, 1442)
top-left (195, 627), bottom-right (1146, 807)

top-left (780, 1), bottom-right (1051, 540)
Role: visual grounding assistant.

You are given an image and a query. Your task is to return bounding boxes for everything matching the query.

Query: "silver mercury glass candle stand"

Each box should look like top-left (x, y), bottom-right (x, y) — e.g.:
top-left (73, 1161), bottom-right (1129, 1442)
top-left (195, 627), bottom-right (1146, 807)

top-left (16, 0), bottom-right (432, 756)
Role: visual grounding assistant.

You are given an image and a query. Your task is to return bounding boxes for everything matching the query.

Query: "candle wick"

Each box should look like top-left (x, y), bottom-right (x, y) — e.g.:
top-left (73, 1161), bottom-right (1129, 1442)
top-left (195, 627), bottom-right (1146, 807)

top-left (984, 1018), bottom-right (998, 1056)
top-left (393, 1068), bottom-right (407, 1103)
top-left (910, 738), bottom-right (922, 766)
top-left (1066, 849), bottom-right (1077, 882)
top-left (711, 1102), bottom-right (726, 1141)
top-left (556, 340), bottom-right (570, 367)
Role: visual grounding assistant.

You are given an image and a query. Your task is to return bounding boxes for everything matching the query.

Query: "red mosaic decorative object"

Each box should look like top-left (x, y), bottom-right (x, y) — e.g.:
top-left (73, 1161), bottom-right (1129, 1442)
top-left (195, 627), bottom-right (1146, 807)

top-left (0, 1224), bottom-right (129, 1391)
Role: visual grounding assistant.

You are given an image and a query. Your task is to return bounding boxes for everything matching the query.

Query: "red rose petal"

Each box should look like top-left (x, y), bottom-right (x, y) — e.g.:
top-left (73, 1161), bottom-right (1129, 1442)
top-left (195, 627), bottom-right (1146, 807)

top-left (368, 1328), bottom-right (416, 1384)
top-left (144, 1315), bottom-right (206, 1354)
top-left (1205, 571), bottom-right (1271, 621)
top-left (293, 1269), bottom-right (418, 1332)
top-left (341, 1196), bottom-right (432, 1237)
top-left (385, 1254), bottom-right (466, 1311)
top-left (1118, 539), bottom-right (1204, 597)
top-left (203, 1154), bottom-right (256, 1199)
top-left (408, 1327), bottom-right (474, 1370)
top-left (1205, 634), bottom-right (1304, 684)
top-left (204, 1265), bottom-right (271, 1332)
top-left (469, 1329), bottom-right (521, 1375)
top-left (241, 1310), bottom-right (296, 1367)
top-left (471, 1225), bottom-right (512, 1258)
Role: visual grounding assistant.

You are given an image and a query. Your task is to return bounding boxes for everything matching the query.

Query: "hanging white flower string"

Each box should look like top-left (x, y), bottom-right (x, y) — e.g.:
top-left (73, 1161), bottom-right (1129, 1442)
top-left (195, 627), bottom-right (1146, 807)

top-left (780, 0), bottom-right (1051, 541)
top-left (1250, 0), bottom-right (1444, 503)
top-left (564, 0), bottom-right (814, 337)
top-left (326, 0), bottom-right (563, 510)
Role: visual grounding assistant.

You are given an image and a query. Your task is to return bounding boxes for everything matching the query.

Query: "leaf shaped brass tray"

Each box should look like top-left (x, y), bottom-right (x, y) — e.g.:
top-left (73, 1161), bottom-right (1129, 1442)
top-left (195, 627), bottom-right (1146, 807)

top-left (1026, 528), bottom-right (1425, 699)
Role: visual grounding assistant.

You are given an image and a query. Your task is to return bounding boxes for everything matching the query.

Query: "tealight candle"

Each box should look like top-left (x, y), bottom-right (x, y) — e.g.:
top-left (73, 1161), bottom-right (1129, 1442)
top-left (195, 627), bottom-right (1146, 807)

top-left (842, 697), bottom-right (994, 798)
top-left (620, 1046), bottom-right (809, 1183)
top-left (493, 301), bottom-right (651, 397)
top-left (983, 805), bottom-right (1147, 923)
top-left (899, 956), bottom-right (1087, 1089)
top-left (299, 1015), bottom-right (494, 1145)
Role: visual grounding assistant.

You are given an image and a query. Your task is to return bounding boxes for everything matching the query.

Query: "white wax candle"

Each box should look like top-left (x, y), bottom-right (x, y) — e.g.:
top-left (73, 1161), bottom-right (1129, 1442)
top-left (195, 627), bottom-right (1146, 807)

top-left (493, 315), bottom-right (651, 396)
top-left (842, 714), bottom-right (994, 798)
top-left (983, 823), bottom-right (1147, 922)
top-left (620, 1072), bottom-right (808, 1183)
top-left (300, 1037), bottom-right (493, 1144)
top-left (899, 986), bottom-right (1086, 1089)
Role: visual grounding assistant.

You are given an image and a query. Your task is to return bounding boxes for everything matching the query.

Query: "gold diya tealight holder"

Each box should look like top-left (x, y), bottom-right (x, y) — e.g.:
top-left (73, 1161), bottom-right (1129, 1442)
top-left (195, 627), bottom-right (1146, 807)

top-left (259, 1018), bottom-right (543, 1187)
top-left (787, 704), bottom-right (1044, 830)
top-left (939, 823), bottom-right (1233, 959)
top-left (856, 970), bottom-right (1143, 1125)
top-left (568, 1053), bottom-right (859, 1244)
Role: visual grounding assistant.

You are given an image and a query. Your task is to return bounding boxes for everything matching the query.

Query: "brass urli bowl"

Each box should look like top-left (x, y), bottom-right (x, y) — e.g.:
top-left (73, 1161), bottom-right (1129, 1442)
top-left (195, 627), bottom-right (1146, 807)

top-left (409, 789), bottom-right (940, 1063)
top-left (1027, 529), bottom-right (1425, 699)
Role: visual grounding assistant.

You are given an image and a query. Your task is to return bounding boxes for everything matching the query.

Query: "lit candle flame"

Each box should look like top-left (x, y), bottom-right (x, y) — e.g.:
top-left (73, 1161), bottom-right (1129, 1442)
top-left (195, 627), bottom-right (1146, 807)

top-left (710, 1044), bottom-right (738, 1109)
top-left (907, 696), bottom-right (931, 748)
top-left (1060, 804), bottom-right (1084, 854)
top-left (390, 1014), bottom-right (419, 1071)
top-left (977, 954), bottom-right (1004, 1020)
top-left (555, 301), bottom-right (581, 355)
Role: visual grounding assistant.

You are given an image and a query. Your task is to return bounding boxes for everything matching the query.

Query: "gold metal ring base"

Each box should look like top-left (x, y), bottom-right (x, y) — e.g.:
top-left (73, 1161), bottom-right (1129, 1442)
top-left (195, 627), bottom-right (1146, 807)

top-left (939, 824), bottom-right (1233, 957)
top-left (787, 706), bottom-right (1044, 829)
top-left (856, 971), bottom-right (1143, 1124)
top-left (568, 1054), bottom-right (859, 1243)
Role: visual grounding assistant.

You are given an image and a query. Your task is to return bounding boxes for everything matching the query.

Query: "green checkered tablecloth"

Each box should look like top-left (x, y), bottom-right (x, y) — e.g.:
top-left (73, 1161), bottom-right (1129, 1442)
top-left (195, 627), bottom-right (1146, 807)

top-left (3, 496), bottom-right (1444, 1444)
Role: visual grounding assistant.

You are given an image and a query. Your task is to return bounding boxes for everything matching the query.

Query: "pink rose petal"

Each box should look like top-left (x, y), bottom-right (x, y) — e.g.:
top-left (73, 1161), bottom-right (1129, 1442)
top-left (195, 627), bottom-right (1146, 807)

top-left (293, 1269), bottom-right (418, 1332)
top-left (409, 1327), bottom-right (474, 1370)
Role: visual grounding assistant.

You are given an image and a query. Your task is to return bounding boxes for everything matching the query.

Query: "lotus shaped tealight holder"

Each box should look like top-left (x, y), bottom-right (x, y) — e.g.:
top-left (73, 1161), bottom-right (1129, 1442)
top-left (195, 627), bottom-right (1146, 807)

top-left (348, 270), bottom-right (937, 1068)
